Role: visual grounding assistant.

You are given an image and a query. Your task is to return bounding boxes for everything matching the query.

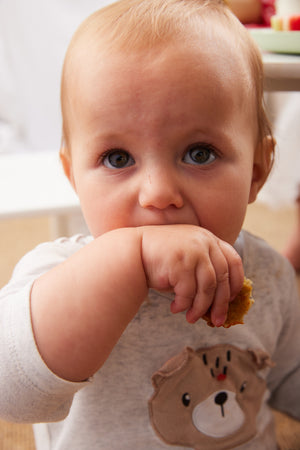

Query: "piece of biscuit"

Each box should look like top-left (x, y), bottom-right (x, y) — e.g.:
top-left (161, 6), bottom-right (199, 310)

top-left (202, 277), bottom-right (254, 328)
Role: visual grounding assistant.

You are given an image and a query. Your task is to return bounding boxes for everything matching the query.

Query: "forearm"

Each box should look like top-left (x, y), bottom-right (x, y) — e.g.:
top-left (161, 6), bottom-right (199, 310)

top-left (30, 228), bottom-right (147, 382)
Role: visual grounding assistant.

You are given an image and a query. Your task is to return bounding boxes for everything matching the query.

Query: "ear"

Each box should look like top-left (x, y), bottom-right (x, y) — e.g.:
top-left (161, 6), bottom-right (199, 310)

top-left (248, 135), bottom-right (275, 204)
top-left (151, 347), bottom-right (193, 388)
top-left (248, 349), bottom-right (275, 370)
top-left (60, 147), bottom-right (77, 192)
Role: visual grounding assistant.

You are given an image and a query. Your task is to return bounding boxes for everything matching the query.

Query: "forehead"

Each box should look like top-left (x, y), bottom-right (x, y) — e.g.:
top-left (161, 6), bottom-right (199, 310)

top-left (66, 29), bottom-right (255, 138)
top-left (72, 28), bottom-right (252, 100)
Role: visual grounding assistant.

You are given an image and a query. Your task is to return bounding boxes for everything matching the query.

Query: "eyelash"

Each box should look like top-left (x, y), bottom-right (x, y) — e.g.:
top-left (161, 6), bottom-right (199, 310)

top-left (183, 143), bottom-right (218, 166)
top-left (99, 142), bottom-right (218, 169)
top-left (99, 149), bottom-right (135, 169)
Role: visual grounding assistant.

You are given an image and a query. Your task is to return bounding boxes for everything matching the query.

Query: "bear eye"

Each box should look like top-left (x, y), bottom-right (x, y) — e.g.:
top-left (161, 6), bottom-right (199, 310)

top-left (240, 381), bottom-right (247, 393)
top-left (182, 393), bottom-right (191, 407)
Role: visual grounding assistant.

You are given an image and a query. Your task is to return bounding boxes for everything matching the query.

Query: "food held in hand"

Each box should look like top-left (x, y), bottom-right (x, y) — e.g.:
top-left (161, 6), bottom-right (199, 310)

top-left (203, 277), bottom-right (254, 328)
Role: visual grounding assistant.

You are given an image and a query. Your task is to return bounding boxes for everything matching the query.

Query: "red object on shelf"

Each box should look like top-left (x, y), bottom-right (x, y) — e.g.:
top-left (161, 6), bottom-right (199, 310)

top-left (290, 15), bottom-right (300, 31)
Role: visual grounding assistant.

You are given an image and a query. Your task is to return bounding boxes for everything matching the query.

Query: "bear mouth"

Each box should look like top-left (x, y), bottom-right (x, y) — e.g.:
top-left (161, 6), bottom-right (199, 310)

top-left (192, 390), bottom-right (245, 438)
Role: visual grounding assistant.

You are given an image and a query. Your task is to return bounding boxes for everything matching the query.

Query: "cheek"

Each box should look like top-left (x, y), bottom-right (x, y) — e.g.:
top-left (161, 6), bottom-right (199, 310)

top-left (73, 181), bottom-right (107, 236)
top-left (217, 203), bottom-right (248, 244)
top-left (79, 187), bottom-right (132, 237)
top-left (196, 173), bottom-right (251, 244)
top-left (202, 201), bottom-right (247, 244)
top-left (69, 163), bottom-right (134, 236)
top-left (82, 198), bottom-right (115, 237)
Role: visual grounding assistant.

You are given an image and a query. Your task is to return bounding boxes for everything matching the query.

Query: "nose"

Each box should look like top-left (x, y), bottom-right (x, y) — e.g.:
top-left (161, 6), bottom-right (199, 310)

top-left (138, 169), bottom-right (184, 210)
top-left (215, 391), bottom-right (228, 406)
top-left (214, 391), bottom-right (228, 418)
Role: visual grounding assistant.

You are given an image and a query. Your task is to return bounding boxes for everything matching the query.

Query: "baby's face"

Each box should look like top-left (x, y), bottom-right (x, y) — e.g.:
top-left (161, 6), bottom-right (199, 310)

top-left (65, 32), bottom-right (262, 244)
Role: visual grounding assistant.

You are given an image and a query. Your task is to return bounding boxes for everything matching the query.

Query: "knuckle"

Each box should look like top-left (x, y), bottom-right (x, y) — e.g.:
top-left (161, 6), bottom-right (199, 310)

top-left (202, 276), bottom-right (217, 297)
top-left (231, 252), bottom-right (243, 271)
top-left (217, 271), bottom-right (229, 284)
top-left (174, 295), bottom-right (193, 310)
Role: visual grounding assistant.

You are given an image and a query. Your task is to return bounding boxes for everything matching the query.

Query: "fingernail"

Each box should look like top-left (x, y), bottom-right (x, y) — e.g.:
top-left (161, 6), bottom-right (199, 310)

top-left (215, 315), bottom-right (226, 327)
top-left (186, 311), bottom-right (196, 324)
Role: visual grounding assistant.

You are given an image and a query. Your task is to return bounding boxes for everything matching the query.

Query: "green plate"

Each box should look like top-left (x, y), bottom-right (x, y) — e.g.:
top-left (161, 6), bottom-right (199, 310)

top-left (249, 28), bottom-right (300, 54)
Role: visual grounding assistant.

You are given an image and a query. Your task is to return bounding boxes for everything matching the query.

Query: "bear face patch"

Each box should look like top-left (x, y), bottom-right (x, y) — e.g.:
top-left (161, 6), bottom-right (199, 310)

top-left (149, 345), bottom-right (273, 449)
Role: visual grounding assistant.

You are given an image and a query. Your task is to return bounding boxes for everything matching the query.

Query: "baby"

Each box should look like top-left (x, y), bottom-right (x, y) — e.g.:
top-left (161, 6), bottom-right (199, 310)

top-left (0, 0), bottom-right (299, 448)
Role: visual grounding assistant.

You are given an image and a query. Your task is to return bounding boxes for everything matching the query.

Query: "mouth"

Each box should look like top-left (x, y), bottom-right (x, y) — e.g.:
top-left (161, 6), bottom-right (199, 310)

top-left (135, 208), bottom-right (199, 228)
top-left (136, 216), bottom-right (200, 228)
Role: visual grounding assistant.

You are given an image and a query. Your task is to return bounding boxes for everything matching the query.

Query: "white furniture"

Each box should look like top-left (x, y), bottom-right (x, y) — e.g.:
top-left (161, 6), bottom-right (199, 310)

top-left (0, 151), bottom-right (82, 237)
top-left (0, 151), bottom-right (78, 218)
top-left (263, 53), bottom-right (300, 91)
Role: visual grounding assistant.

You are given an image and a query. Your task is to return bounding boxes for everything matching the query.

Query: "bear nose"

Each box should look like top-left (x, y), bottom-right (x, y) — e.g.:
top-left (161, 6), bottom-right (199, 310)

top-left (214, 391), bottom-right (228, 406)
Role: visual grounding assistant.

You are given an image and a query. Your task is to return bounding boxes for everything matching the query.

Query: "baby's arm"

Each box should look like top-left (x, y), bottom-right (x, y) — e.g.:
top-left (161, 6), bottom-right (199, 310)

top-left (30, 228), bottom-right (148, 382)
top-left (30, 225), bottom-right (244, 383)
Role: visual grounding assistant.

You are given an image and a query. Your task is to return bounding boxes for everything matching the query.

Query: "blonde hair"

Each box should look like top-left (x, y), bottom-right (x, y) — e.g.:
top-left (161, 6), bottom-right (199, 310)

top-left (60, 0), bottom-right (274, 166)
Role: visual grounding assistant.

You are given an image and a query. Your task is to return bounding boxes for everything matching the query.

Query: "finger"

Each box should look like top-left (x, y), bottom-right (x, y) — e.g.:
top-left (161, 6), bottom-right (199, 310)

top-left (185, 260), bottom-right (217, 324)
top-left (207, 243), bottom-right (231, 327)
top-left (218, 241), bottom-right (244, 300)
top-left (170, 269), bottom-right (197, 314)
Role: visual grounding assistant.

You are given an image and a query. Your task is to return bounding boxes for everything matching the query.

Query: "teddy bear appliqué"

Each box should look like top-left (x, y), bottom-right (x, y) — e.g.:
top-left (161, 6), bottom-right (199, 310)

top-left (149, 344), bottom-right (273, 449)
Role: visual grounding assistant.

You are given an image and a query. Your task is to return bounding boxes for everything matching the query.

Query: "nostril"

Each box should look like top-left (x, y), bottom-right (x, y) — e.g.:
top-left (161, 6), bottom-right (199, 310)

top-left (214, 391), bottom-right (228, 406)
top-left (139, 190), bottom-right (183, 210)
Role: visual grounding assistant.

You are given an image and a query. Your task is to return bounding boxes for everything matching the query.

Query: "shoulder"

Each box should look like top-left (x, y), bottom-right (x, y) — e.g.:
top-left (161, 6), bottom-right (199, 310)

top-left (10, 234), bottom-right (93, 284)
top-left (240, 229), bottom-right (298, 306)
top-left (241, 229), bottom-right (293, 275)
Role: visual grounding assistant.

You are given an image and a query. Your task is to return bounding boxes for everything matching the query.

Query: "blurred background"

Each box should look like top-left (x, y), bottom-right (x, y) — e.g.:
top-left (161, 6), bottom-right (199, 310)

top-left (0, 0), bottom-right (299, 448)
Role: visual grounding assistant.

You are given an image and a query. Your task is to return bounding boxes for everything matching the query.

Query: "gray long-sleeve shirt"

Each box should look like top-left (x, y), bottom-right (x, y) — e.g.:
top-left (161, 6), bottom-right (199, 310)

top-left (0, 230), bottom-right (299, 449)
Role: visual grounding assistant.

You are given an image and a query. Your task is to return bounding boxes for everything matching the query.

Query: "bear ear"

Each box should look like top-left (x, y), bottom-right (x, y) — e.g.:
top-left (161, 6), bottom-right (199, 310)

top-left (152, 373), bottom-right (166, 389)
top-left (151, 347), bottom-right (194, 388)
top-left (248, 349), bottom-right (275, 370)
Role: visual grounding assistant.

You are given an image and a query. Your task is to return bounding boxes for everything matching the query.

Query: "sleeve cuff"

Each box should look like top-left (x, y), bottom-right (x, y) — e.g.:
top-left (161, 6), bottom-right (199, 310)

top-left (2, 281), bottom-right (90, 422)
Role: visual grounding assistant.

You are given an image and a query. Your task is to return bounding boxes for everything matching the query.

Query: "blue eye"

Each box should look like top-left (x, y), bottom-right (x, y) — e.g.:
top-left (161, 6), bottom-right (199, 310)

top-left (102, 149), bottom-right (135, 169)
top-left (183, 144), bottom-right (216, 166)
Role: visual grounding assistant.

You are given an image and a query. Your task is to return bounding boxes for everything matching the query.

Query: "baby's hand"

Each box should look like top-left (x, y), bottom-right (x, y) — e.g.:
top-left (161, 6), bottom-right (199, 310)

top-left (140, 225), bottom-right (244, 327)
